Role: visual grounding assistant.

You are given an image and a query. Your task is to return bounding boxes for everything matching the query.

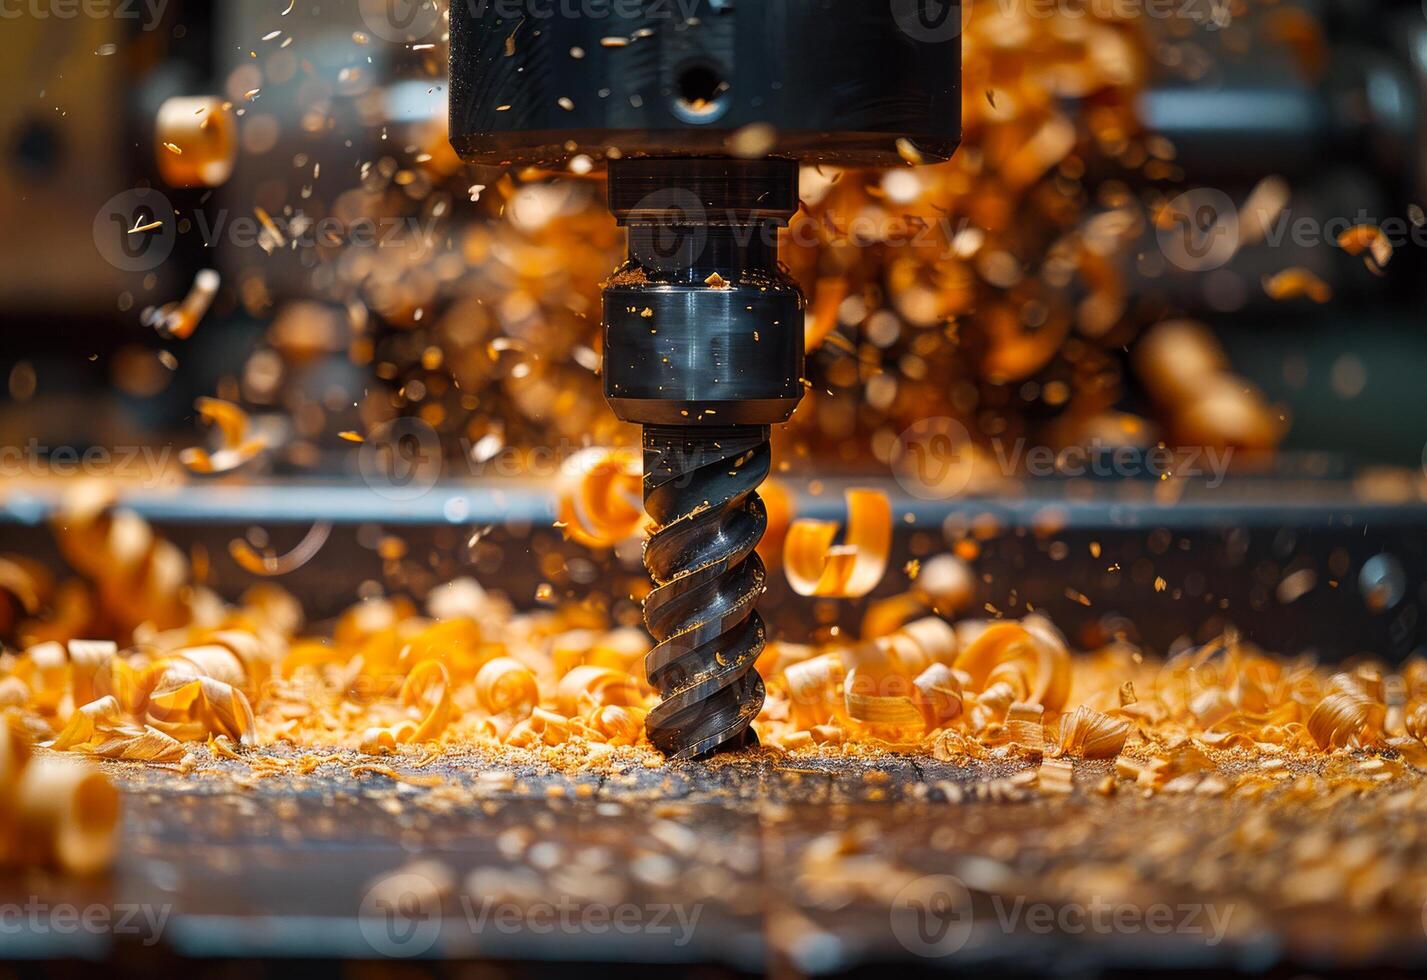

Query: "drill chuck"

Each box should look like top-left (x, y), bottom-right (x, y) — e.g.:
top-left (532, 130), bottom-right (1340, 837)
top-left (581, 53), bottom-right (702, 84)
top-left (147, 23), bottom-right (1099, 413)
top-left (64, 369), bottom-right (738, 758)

top-left (604, 158), bottom-right (804, 427)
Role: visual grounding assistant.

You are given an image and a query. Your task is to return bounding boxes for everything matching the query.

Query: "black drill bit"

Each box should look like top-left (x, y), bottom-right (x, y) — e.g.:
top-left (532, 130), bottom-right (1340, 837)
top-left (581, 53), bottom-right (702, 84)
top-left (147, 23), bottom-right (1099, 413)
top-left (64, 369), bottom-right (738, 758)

top-left (600, 159), bottom-right (805, 759)
top-left (641, 425), bottom-right (770, 758)
top-left (450, 0), bottom-right (962, 760)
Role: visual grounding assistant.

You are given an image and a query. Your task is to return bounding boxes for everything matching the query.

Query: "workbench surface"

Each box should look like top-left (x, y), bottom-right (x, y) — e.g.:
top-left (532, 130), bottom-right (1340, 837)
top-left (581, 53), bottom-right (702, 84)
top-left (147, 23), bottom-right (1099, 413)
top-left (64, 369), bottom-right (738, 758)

top-left (5, 746), bottom-right (1427, 976)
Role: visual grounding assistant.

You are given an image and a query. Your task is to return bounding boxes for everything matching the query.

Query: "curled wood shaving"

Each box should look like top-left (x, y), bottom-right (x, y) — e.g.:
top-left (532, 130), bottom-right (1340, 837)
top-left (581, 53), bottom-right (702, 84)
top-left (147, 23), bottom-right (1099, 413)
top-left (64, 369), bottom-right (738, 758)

top-left (1038, 758), bottom-right (1075, 794)
top-left (954, 616), bottom-right (1072, 713)
top-left (586, 704), bottom-right (645, 745)
top-left (845, 653), bottom-right (925, 729)
top-left (783, 653), bottom-right (847, 730)
top-left (995, 701), bottom-right (1046, 755)
top-left (399, 660), bottom-right (454, 744)
top-left (1056, 705), bottom-right (1131, 759)
top-left (148, 674), bottom-right (258, 745)
top-left (913, 663), bottom-right (964, 729)
top-left (180, 398), bottom-right (268, 474)
top-left (555, 448), bottom-right (646, 548)
top-left (230, 520), bottom-right (332, 577)
top-left (1337, 224), bottom-right (1393, 270)
top-left (152, 268), bottom-right (221, 340)
top-left (1308, 674), bottom-right (1386, 749)
top-left (15, 499), bottom-right (1427, 782)
top-left (556, 665), bottom-right (640, 719)
top-left (475, 657), bottom-right (539, 716)
top-left (49, 486), bottom-right (191, 636)
top-left (50, 695), bottom-right (126, 751)
top-left (14, 756), bottom-right (119, 876)
top-left (879, 617), bottom-right (959, 675)
top-left (2, 727), bottom-right (118, 876)
top-left (1264, 267), bottom-right (1332, 304)
top-left (784, 489), bottom-right (892, 599)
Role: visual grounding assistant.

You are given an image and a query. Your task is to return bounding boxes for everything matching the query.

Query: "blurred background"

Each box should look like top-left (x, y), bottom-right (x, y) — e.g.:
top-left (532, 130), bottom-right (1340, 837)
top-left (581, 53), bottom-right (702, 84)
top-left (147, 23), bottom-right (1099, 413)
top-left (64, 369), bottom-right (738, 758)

top-left (5, 6), bottom-right (1427, 972)
top-left (3, 0), bottom-right (1426, 469)
top-left (2, 0), bottom-right (1427, 656)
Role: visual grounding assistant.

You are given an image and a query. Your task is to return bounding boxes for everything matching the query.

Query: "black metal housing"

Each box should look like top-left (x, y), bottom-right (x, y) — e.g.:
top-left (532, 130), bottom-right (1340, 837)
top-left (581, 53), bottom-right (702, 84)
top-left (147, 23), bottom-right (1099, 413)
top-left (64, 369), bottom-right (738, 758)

top-left (449, 0), bottom-right (962, 167)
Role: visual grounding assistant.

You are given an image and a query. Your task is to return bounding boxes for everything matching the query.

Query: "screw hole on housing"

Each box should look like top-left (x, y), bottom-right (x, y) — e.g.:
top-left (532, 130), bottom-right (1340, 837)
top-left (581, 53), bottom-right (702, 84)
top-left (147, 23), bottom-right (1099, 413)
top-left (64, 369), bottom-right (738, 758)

top-left (672, 62), bottom-right (729, 123)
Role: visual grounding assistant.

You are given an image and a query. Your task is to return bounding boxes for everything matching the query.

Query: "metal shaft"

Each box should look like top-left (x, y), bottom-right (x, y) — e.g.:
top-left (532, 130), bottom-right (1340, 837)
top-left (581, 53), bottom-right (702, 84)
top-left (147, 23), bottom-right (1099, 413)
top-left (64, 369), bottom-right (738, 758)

top-left (641, 425), bottom-right (770, 758)
top-left (601, 159), bottom-right (804, 759)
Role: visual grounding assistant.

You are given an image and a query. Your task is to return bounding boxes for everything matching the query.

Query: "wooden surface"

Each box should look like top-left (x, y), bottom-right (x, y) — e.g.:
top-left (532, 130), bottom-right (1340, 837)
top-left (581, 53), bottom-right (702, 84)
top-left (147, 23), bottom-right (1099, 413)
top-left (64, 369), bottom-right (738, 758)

top-left (5, 746), bottom-right (1427, 975)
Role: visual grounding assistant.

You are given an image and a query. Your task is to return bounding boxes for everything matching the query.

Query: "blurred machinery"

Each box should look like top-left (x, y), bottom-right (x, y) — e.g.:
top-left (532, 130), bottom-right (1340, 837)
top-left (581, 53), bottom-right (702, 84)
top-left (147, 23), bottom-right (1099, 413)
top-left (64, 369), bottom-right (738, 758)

top-left (4, 0), bottom-right (1427, 465)
top-left (0, 0), bottom-right (1423, 605)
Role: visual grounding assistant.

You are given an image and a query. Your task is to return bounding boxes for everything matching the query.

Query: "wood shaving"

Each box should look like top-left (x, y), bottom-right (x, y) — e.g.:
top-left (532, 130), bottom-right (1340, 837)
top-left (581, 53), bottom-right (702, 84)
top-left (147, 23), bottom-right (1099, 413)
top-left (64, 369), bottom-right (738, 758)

top-left (784, 489), bottom-right (892, 599)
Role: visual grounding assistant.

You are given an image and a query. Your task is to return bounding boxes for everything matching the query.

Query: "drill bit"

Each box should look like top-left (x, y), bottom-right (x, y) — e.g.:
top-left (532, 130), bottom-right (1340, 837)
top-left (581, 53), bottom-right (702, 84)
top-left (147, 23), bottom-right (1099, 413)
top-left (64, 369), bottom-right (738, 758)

top-left (596, 158), bottom-right (804, 760)
top-left (451, 0), bottom-right (962, 759)
top-left (641, 425), bottom-right (771, 759)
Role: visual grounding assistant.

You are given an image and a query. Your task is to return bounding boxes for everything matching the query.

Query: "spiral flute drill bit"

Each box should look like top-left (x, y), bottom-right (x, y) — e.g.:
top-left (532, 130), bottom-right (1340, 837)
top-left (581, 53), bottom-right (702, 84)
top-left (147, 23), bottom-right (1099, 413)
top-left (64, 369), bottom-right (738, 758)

top-left (450, 0), bottom-right (961, 757)
top-left (641, 426), bottom-right (771, 758)
top-left (603, 159), bottom-right (804, 757)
